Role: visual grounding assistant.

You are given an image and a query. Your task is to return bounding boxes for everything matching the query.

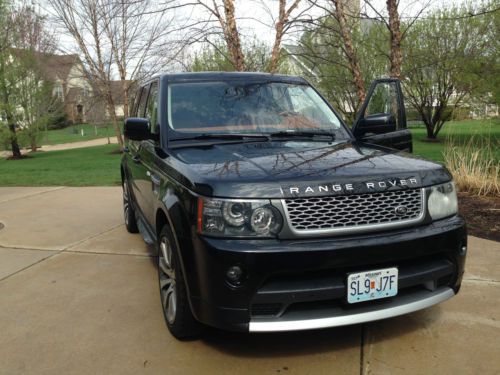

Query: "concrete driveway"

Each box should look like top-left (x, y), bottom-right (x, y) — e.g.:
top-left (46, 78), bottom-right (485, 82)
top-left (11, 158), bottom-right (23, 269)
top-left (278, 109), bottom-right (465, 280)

top-left (0, 187), bottom-right (499, 375)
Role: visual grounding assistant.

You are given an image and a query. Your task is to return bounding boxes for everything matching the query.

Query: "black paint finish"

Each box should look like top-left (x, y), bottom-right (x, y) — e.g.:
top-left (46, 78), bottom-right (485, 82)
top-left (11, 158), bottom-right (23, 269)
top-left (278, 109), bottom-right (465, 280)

top-left (167, 140), bottom-right (450, 198)
top-left (121, 72), bottom-right (466, 332)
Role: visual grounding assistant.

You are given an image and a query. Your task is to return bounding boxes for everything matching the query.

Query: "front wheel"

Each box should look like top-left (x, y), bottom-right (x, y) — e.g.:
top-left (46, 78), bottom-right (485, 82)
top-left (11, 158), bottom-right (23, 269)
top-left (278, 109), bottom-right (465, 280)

top-left (158, 225), bottom-right (201, 339)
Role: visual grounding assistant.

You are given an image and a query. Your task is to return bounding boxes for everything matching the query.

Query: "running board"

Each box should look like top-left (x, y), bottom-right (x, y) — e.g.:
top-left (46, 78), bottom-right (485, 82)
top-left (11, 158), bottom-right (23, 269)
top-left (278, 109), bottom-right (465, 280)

top-left (249, 287), bottom-right (455, 332)
top-left (136, 216), bottom-right (155, 245)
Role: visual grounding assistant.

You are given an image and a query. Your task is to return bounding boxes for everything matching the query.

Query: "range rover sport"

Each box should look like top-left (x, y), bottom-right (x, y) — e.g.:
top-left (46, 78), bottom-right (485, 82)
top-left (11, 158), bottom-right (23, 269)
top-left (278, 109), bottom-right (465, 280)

top-left (121, 72), bottom-right (467, 338)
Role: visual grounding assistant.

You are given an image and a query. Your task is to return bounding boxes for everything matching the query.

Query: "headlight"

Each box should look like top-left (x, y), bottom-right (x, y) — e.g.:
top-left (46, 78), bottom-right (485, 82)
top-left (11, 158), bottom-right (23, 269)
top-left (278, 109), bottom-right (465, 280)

top-left (428, 181), bottom-right (458, 220)
top-left (197, 198), bottom-right (282, 237)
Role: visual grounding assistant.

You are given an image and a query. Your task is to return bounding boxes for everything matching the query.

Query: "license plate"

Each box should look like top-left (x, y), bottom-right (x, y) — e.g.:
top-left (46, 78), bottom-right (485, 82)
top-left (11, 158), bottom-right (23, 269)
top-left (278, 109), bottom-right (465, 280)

top-left (347, 267), bottom-right (398, 304)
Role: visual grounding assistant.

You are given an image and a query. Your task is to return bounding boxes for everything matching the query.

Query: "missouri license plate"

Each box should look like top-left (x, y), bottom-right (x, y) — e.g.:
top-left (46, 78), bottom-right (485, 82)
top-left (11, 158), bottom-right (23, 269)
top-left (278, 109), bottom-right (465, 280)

top-left (347, 267), bottom-right (398, 304)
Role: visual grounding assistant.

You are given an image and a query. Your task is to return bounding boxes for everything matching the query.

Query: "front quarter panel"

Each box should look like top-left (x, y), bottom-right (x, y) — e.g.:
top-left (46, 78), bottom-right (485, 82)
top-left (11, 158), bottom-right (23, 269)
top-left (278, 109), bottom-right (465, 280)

top-left (155, 167), bottom-right (202, 304)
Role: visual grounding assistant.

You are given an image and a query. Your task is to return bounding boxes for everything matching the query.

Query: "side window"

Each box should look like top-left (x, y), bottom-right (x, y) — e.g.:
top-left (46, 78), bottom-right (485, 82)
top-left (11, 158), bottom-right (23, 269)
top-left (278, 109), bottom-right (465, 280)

top-left (364, 82), bottom-right (402, 129)
top-left (145, 81), bottom-right (159, 133)
top-left (137, 85), bottom-right (149, 118)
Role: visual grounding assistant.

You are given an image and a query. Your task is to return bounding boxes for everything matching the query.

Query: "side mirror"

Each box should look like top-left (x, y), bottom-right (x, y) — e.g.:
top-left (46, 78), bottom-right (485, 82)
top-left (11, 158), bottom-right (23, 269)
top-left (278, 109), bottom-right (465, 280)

top-left (356, 113), bottom-right (396, 136)
top-left (124, 117), bottom-right (151, 141)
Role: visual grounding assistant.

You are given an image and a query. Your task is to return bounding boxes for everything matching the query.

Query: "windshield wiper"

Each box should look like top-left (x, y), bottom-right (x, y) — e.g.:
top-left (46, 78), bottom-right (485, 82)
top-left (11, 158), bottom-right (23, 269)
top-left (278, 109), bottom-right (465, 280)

top-left (169, 133), bottom-right (270, 148)
top-left (269, 130), bottom-right (336, 141)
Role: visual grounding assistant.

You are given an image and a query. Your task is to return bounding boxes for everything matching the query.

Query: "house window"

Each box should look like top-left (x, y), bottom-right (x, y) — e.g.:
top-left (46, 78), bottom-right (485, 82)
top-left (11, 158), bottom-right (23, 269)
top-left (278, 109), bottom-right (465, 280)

top-left (54, 85), bottom-right (63, 99)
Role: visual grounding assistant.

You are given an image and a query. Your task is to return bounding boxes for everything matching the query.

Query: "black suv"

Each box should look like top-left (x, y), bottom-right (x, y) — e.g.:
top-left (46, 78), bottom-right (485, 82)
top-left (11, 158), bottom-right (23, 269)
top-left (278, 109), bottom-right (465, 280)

top-left (121, 72), bottom-right (466, 338)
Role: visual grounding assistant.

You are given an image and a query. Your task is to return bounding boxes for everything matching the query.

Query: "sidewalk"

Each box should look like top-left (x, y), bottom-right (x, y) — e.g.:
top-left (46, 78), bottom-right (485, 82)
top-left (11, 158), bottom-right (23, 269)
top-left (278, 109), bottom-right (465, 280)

top-left (0, 137), bottom-right (118, 158)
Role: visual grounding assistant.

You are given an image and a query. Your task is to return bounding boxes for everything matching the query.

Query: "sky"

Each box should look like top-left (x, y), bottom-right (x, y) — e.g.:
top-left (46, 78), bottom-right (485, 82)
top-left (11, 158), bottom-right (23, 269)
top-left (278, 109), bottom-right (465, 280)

top-left (207, 0), bottom-right (467, 46)
top-left (37, 0), bottom-right (472, 74)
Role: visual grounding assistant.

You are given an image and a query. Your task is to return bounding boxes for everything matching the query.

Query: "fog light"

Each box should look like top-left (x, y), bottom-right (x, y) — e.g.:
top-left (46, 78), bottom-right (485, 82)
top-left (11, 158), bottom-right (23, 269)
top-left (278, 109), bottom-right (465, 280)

top-left (226, 266), bottom-right (244, 286)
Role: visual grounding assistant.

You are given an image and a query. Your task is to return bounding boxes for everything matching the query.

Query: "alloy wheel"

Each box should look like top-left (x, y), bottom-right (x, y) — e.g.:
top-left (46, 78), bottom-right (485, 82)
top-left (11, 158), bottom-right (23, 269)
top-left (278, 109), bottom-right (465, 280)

top-left (159, 236), bottom-right (177, 324)
top-left (123, 182), bottom-right (130, 226)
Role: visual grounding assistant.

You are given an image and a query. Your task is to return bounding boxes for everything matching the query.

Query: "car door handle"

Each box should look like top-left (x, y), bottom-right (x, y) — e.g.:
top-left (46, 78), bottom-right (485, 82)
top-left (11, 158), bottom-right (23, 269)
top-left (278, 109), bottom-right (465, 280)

top-left (147, 171), bottom-right (161, 186)
top-left (132, 155), bottom-right (141, 164)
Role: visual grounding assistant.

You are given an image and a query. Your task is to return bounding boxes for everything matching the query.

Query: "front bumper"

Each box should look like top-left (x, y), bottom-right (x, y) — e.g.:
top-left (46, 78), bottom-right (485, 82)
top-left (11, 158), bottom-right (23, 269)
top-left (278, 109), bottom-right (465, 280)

top-left (249, 287), bottom-right (454, 332)
top-left (186, 215), bottom-right (467, 332)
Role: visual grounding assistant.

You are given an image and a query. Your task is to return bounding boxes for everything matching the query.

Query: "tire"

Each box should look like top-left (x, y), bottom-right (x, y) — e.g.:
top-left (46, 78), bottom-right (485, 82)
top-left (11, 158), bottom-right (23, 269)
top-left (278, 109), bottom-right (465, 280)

top-left (158, 225), bottom-right (202, 339)
top-left (123, 180), bottom-right (139, 233)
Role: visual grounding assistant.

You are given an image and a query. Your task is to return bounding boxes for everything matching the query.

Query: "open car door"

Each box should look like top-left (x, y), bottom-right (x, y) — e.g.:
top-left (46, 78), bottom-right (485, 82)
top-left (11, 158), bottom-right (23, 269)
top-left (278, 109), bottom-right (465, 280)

top-left (352, 78), bottom-right (412, 152)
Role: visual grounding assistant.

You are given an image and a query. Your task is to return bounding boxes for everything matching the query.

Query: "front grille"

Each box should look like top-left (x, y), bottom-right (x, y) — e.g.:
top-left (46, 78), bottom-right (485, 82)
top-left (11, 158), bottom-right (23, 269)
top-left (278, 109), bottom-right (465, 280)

top-left (284, 188), bottom-right (424, 233)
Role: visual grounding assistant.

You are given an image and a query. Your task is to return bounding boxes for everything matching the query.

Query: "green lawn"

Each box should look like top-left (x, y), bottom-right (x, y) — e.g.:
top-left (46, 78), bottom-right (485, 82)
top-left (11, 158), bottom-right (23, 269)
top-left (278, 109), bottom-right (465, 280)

top-left (410, 119), bottom-right (500, 162)
top-left (0, 144), bottom-right (122, 186)
top-left (0, 123), bottom-right (117, 151)
top-left (39, 123), bottom-right (116, 145)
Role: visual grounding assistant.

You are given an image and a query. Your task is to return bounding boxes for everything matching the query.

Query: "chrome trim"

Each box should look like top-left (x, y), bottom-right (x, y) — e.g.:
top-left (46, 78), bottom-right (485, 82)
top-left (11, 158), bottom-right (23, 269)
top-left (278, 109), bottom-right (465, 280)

top-left (249, 287), bottom-right (454, 332)
top-left (281, 188), bottom-right (426, 237)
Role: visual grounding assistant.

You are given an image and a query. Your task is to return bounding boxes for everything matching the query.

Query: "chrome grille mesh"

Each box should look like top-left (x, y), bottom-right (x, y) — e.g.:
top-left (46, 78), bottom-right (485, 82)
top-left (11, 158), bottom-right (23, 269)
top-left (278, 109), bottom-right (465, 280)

top-left (284, 188), bottom-right (423, 232)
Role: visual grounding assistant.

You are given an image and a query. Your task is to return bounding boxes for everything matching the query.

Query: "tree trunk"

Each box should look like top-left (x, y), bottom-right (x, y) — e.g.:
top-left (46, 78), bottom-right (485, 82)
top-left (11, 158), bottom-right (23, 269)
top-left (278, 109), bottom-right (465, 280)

top-left (8, 124), bottom-right (22, 158)
top-left (122, 82), bottom-right (129, 118)
top-left (387, 0), bottom-right (403, 79)
top-left (30, 135), bottom-right (37, 152)
top-left (425, 125), bottom-right (436, 139)
top-left (0, 61), bottom-right (22, 158)
top-left (269, 0), bottom-right (301, 74)
top-left (222, 0), bottom-right (245, 71)
top-left (105, 88), bottom-right (124, 150)
top-left (331, 0), bottom-right (366, 106)
top-left (269, 19), bottom-right (284, 74)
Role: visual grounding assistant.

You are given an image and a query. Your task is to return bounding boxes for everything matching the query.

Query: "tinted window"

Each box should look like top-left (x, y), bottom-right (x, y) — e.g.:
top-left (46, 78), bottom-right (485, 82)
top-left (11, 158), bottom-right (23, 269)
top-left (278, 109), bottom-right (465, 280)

top-left (137, 85), bottom-right (149, 118)
top-left (145, 81), bottom-right (159, 133)
top-left (365, 82), bottom-right (402, 129)
top-left (167, 81), bottom-right (348, 138)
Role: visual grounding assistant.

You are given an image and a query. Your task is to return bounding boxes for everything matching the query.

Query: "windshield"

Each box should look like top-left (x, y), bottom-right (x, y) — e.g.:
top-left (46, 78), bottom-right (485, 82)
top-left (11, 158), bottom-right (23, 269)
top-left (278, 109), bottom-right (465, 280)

top-left (167, 81), bottom-right (349, 139)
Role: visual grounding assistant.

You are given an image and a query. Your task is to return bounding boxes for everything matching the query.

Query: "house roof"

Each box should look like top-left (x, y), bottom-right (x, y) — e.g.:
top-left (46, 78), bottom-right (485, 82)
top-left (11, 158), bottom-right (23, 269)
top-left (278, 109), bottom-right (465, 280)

top-left (107, 80), bottom-right (138, 105)
top-left (10, 49), bottom-right (82, 82)
top-left (43, 53), bottom-right (81, 82)
top-left (11, 48), bottom-right (81, 81)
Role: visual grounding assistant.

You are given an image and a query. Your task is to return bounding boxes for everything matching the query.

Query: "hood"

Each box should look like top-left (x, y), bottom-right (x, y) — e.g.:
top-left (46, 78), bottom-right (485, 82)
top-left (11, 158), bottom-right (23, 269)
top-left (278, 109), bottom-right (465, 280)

top-left (163, 140), bottom-right (451, 198)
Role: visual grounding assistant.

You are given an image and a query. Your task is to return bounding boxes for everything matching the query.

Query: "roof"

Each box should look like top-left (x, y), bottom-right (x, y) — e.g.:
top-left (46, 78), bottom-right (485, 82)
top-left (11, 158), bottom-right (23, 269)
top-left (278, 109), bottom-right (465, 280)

top-left (109, 80), bottom-right (137, 105)
top-left (43, 53), bottom-right (80, 82)
top-left (151, 71), bottom-right (308, 84)
top-left (10, 49), bottom-right (81, 82)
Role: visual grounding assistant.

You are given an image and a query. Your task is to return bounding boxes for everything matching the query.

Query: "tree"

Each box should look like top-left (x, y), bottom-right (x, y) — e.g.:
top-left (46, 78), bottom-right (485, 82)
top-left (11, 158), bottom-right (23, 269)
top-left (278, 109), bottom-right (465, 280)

top-left (49, 0), bottom-right (125, 149)
top-left (329, 0), bottom-right (366, 104)
top-left (11, 4), bottom-right (60, 152)
top-left (189, 39), bottom-right (273, 72)
top-left (189, 0), bottom-right (306, 73)
top-left (290, 2), bottom-right (387, 121)
top-left (99, 0), bottom-right (173, 118)
top-left (403, 4), bottom-right (496, 139)
top-left (195, 0), bottom-right (246, 71)
top-left (363, 0), bottom-right (430, 79)
top-left (0, 0), bottom-right (22, 158)
top-left (269, 0), bottom-right (302, 74)
top-left (385, 0), bottom-right (402, 79)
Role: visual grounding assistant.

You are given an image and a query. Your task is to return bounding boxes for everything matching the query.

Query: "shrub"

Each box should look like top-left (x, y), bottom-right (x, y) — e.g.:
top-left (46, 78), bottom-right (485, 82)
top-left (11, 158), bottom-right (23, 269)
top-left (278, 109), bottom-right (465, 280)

top-left (443, 136), bottom-right (499, 196)
top-left (47, 113), bottom-right (71, 130)
top-left (0, 125), bottom-right (11, 150)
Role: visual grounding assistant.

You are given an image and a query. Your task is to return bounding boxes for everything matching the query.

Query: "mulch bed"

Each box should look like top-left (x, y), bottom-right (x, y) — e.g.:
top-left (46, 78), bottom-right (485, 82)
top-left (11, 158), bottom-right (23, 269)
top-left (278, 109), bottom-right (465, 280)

top-left (458, 192), bottom-right (500, 242)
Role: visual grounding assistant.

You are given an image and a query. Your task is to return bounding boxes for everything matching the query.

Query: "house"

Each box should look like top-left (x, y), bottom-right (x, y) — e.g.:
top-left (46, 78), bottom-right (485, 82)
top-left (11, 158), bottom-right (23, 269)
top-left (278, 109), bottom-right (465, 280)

top-left (108, 80), bottom-right (134, 119)
top-left (41, 52), bottom-right (93, 124)
top-left (24, 51), bottom-right (131, 124)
